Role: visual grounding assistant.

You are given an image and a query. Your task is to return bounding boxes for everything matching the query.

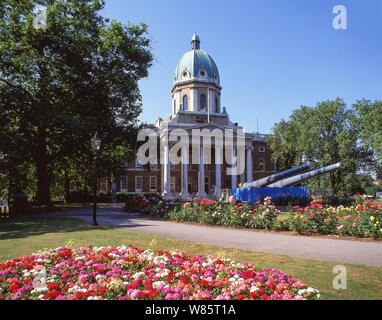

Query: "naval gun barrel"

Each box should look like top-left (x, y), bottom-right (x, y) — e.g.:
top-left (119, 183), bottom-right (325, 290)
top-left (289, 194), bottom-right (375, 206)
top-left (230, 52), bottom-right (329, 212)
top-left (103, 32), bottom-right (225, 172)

top-left (243, 162), bottom-right (315, 188)
top-left (267, 162), bottom-right (344, 188)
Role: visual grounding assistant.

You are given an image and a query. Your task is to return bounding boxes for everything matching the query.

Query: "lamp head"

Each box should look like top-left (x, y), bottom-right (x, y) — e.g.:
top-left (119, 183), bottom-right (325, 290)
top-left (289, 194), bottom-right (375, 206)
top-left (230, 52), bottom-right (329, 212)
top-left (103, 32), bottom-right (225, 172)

top-left (91, 132), bottom-right (101, 153)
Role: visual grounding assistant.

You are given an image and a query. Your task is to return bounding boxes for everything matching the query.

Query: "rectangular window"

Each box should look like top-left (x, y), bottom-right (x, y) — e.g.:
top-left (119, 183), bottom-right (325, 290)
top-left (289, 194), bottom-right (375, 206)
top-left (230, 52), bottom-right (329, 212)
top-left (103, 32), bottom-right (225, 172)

top-left (150, 176), bottom-right (157, 192)
top-left (121, 176), bottom-right (128, 192)
top-left (122, 160), bottom-right (129, 169)
top-left (100, 179), bottom-right (107, 192)
top-left (259, 159), bottom-right (265, 171)
top-left (170, 176), bottom-right (175, 192)
top-left (259, 146), bottom-right (266, 153)
top-left (135, 176), bottom-right (143, 193)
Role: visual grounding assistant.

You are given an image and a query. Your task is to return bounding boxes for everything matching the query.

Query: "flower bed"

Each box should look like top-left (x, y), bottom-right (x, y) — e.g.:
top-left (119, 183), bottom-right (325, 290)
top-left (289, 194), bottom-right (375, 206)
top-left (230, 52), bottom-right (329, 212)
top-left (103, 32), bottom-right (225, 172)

top-left (124, 196), bottom-right (147, 213)
top-left (169, 197), bottom-right (281, 230)
top-left (0, 245), bottom-right (319, 300)
top-left (124, 194), bottom-right (163, 214)
top-left (168, 197), bottom-right (382, 239)
top-left (288, 198), bottom-right (382, 238)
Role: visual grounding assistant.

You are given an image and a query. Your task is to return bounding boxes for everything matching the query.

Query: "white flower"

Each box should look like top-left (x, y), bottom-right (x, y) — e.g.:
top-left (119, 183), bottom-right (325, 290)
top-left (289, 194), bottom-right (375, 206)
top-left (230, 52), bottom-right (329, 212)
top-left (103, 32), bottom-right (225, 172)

top-left (153, 281), bottom-right (165, 289)
top-left (132, 272), bottom-right (146, 280)
top-left (68, 285), bottom-right (81, 293)
top-left (31, 286), bottom-right (48, 294)
top-left (75, 256), bottom-right (86, 261)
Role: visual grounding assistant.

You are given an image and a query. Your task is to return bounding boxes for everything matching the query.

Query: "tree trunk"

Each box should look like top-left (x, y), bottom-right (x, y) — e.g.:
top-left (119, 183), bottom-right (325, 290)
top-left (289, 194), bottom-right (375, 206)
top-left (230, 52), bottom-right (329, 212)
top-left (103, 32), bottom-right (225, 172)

top-left (330, 172), bottom-right (337, 196)
top-left (36, 130), bottom-right (51, 205)
top-left (64, 171), bottom-right (70, 204)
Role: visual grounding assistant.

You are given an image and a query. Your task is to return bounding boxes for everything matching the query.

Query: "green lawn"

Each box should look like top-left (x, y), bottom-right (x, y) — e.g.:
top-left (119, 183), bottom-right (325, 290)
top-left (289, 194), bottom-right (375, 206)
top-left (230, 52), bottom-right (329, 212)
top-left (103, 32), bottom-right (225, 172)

top-left (0, 216), bottom-right (381, 300)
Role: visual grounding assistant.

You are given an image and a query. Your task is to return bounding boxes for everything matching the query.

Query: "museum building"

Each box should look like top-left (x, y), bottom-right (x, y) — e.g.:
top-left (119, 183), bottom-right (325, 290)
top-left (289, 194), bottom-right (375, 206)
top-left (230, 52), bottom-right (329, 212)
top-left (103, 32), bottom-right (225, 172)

top-left (102, 34), bottom-right (276, 198)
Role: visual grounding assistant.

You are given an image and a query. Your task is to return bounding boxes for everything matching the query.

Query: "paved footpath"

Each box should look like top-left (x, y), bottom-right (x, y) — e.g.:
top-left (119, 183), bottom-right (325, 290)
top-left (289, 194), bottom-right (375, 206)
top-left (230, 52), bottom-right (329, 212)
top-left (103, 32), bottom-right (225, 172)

top-left (44, 206), bottom-right (382, 267)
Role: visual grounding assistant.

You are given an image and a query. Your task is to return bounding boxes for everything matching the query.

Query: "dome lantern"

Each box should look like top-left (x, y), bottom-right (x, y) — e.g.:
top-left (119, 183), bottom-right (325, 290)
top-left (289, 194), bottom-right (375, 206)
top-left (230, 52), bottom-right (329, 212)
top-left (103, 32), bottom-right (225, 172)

top-left (191, 33), bottom-right (200, 50)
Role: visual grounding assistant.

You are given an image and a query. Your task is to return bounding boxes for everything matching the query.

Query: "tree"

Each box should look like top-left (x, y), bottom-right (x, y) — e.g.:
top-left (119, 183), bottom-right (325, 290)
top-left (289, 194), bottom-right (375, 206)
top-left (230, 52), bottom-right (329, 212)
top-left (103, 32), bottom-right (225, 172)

top-left (342, 173), bottom-right (381, 196)
top-left (268, 98), bottom-right (370, 195)
top-left (353, 99), bottom-right (382, 176)
top-left (0, 0), bottom-right (153, 204)
top-left (266, 119), bottom-right (300, 172)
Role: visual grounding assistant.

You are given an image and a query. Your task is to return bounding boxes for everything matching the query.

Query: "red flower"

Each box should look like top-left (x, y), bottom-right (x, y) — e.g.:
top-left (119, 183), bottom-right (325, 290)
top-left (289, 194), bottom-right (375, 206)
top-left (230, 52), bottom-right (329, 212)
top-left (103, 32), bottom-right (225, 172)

top-left (47, 283), bottom-right (60, 291)
top-left (75, 291), bottom-right (91, 300)
top-left (267, 283), bottom-right (276, 291)
top-left (242, 270), bottom-right (255, 280)
top-left (9, 283), bottom-right (19, 293)
top-left (249, 292), bottom-right (259, 300)
top-left (58, 248), bottom-right (72, 258)
top-left (180, 277), bottom-right (191, 285)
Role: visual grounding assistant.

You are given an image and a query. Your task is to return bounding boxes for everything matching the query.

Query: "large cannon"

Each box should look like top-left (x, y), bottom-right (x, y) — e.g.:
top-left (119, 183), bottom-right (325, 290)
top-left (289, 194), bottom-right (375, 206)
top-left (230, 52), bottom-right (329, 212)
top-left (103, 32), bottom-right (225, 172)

top-left (267, 162), bottom-right (344, 188)
top-left (243, 162), bottom-right (315, 188)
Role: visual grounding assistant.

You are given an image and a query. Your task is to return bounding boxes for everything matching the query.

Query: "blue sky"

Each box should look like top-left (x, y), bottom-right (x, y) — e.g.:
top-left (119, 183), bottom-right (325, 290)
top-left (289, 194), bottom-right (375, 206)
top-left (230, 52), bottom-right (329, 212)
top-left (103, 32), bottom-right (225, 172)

top-left (103, 0), bottom-right (382, 134)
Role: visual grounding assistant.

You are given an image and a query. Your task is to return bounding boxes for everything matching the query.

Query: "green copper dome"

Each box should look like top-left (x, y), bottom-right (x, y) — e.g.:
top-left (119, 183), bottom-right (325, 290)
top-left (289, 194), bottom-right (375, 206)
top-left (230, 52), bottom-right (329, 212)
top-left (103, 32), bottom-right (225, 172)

top-left (173, 34), bottom-right (220, 85)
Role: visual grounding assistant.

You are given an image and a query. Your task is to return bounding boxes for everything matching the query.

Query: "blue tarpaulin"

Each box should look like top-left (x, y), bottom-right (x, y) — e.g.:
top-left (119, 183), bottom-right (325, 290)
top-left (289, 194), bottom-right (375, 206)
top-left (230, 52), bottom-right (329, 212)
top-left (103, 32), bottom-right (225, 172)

top-left (232, 187), bottom-right (309, 204)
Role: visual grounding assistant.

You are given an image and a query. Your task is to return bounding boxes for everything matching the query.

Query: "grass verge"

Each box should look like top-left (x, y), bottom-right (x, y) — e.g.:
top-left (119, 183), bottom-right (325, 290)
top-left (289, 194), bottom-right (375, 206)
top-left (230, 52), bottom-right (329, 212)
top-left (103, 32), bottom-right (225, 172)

top-left (0, 216), bottom-right (381, 300)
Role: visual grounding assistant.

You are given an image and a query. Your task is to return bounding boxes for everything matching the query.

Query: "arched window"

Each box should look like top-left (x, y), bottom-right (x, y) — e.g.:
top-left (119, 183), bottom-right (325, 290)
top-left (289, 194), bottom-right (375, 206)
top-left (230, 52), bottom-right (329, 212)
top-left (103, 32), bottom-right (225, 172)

top-left (200, 94), bottom-right (207, 111)
top-left (215, 97), bottom-right (219, 113)
top-left (173, 100), bottom-right (176, 114)
top-left (183, 95), bottom-right (188, 111)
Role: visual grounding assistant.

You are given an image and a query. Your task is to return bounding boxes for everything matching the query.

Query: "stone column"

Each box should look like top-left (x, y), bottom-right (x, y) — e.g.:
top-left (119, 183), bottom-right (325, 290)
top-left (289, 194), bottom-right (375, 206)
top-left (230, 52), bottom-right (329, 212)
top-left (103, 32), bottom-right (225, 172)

top-left (246, 146), bottom-right (253, 183)
top-left (176, 91), bottom-right (181, 112)
top-left (215, 147), bottom-right (222, 198)
top-left (191, 88), bottom-right (198, 112)
top-left (209, 89), bottom-right (215, 113)
top-left (197, 144), bottom-right (207, 198)
top-left (231, 146), bottom-right (237, 190)
top-left (162, 143), bottom-right (171, 197)
top-left (180, 146), bottom-right (190, 198)
top-left (207, 88), bottom-right (210, 113)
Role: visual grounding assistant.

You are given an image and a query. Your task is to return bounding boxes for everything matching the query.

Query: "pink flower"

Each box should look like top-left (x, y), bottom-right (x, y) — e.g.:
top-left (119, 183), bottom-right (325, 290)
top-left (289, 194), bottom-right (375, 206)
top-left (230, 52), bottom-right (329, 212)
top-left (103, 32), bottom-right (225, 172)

top-left (337, 225), bottom-right (344, 231)
top-left (130, 289), bottom-right (140, 300)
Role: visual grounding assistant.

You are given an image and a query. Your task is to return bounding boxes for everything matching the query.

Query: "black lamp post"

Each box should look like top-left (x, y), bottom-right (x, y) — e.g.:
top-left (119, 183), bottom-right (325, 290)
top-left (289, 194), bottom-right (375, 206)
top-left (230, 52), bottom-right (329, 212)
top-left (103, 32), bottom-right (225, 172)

top-left (91, 132), bottom-right (101, 226)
